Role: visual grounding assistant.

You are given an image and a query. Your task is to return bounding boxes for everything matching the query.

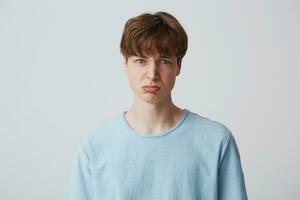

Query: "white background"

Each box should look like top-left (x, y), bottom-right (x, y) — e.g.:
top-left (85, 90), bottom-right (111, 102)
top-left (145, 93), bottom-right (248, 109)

top-left (0, 0), bottom-right (299, 199)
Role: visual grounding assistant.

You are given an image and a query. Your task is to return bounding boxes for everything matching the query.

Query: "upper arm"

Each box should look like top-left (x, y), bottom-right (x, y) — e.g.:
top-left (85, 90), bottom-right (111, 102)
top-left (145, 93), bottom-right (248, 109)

top-left (65, 138), bottom-right (94, 200)
top-left (217, 130), bottom-right (248, 200)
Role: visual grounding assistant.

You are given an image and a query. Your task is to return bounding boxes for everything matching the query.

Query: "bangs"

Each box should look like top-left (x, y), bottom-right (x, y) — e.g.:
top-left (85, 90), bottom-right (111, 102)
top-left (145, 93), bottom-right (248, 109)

top-left (129, 27), bottom-right (178, 58)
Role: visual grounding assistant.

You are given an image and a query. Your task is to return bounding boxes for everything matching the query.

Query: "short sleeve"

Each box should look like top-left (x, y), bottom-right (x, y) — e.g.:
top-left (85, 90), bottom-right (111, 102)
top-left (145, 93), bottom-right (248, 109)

top-left (218, 131), bottom-right (248, 200)
top-left (65, 138), bottom-right (94, 200)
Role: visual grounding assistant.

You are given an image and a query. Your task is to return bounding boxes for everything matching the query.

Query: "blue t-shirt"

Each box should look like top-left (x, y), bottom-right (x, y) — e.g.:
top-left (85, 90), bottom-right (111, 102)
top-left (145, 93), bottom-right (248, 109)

top-left (65, 108), bottom-right (248, 200)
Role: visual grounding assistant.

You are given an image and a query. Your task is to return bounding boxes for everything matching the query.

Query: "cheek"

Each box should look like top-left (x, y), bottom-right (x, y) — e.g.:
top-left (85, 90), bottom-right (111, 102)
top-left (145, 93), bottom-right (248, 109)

top-left (162, 73), bottom-right (176, 88)
top-left (128, 71), bottom-right (142, 88)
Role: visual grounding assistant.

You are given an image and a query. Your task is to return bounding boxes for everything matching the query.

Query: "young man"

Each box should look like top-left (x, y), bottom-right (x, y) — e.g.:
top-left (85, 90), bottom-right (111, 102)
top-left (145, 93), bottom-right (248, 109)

top-left (65, 11), bottom-right (248, 200)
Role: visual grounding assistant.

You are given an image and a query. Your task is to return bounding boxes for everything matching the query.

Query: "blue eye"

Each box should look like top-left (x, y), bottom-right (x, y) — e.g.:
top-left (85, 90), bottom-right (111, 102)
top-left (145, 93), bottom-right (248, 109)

top-left (136, 59), bottom-right (145, 64)
top-left (160, 59), bottom-right (170, 64)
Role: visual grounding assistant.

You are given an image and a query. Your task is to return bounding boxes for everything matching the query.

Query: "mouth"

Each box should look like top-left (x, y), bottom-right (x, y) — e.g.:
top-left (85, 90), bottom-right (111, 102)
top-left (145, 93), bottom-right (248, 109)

top-left (142, 86), bottom-right (161, 93)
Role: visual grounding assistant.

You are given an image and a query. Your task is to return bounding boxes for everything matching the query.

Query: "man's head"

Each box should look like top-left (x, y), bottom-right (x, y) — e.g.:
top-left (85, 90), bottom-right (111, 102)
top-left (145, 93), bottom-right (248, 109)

top-left (120, 11), bottom-right (188, 105)
top-left (120, 11), bottom-right (188, 68)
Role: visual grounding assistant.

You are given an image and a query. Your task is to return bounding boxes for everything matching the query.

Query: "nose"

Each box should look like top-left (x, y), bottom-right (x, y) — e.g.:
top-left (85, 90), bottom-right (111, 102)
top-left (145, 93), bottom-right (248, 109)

top-left (146, 60), bottom-right (159, 80)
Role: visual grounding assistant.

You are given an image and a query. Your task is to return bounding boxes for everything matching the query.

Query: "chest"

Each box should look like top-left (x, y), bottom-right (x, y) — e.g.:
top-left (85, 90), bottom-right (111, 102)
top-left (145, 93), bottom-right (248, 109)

top-left (92, 140), bottom-right (217, 199)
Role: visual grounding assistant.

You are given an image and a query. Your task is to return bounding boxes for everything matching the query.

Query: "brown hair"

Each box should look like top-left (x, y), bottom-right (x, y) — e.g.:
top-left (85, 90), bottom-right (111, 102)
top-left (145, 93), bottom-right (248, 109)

top-left (120, 11), bottom-right (188, 67)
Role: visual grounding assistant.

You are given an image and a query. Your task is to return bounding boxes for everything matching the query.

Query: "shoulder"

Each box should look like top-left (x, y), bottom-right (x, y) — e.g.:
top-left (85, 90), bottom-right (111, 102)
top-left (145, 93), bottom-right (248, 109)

top-left (79, 112), bottom-right (123, 155)
top-left (186, 109), bottom-right (233, 144)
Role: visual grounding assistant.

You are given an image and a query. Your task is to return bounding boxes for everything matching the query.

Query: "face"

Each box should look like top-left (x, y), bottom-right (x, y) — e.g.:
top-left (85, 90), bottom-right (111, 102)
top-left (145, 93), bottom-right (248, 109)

top-left (123, 54), bottom-right (181, 104)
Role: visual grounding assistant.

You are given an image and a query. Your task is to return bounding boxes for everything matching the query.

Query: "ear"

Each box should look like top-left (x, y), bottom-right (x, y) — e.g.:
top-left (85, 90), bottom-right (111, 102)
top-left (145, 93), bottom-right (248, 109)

top-left (176, 59), bottom-right (181, 76)
top-left (123, 57), bottom-right (128, 74)
top-left (176, 65), bottom-right (181, 76)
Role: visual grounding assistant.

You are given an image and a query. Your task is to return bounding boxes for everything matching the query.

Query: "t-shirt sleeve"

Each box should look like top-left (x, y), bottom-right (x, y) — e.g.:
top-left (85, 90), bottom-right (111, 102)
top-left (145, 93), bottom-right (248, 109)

top-left (65, 138), bottom-right (93, 200)
top-left (217, 130), bottom-right (248, 200)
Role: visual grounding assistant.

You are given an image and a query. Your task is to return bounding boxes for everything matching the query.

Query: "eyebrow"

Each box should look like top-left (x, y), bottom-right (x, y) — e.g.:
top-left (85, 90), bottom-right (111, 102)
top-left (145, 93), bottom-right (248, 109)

top-left (159, 57), bottom-right (172, 59)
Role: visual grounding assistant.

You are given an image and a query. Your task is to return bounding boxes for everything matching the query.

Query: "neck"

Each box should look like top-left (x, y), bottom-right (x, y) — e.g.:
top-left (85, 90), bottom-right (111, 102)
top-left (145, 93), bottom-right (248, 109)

top-left (125, 95), bottom-right (184, 135)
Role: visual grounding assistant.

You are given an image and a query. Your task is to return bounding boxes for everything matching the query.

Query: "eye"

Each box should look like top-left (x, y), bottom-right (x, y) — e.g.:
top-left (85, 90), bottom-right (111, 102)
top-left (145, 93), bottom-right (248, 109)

top-left (159, 59), bottom-right (171, 64)
top-left (135, 59), bottom-right (145, 64)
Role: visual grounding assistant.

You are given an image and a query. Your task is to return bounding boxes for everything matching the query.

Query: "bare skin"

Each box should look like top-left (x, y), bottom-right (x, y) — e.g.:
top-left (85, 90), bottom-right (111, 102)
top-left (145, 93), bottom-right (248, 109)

top-left (123, 54), bottom-right (185, 135)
